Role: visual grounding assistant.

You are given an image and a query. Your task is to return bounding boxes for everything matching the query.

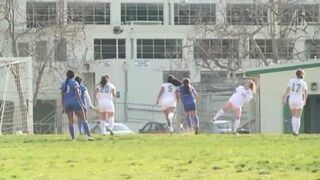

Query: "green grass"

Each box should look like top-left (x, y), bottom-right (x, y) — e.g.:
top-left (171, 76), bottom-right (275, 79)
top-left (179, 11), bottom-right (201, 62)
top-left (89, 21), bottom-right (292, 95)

top-left (0, 134), bottom-right (320, 180)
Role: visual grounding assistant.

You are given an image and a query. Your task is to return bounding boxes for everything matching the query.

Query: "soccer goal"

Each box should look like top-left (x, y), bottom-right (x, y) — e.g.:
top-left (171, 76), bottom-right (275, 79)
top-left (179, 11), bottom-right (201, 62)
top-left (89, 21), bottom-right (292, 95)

top-left (0, 57), bottom-right (33, 135)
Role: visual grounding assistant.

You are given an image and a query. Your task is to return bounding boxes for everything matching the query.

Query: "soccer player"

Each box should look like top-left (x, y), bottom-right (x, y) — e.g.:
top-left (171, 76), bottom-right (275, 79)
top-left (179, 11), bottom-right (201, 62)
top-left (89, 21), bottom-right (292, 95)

top-left (60, 70), bottom-right (93, 141)
top-left (75, 76), bottom-right (94, 134)
top-left (282, 69), bottom-right (308, 136)
top-left (95, 75), bottom-right (116, 135)
top-left (156, 75), bottom-right (182, 133)
top-left (176, 78), bottom-right (200, 135)
top-left (212, 79), bottom-right (256, 135)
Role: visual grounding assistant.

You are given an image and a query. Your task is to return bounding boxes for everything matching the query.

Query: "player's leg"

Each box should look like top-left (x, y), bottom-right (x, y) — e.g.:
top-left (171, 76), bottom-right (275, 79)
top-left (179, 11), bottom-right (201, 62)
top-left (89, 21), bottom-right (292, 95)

top-left (212, 101), bottom-right (233, 121)
top-left (106, 111), bottom-right (115, 136)
top-left (295, 108), bottom-right (303, 135)
top-left (66, 112), bottom-right (75, 140)
top-left (100, 111), bottom-right (107, 135)
top-left (190, 111), bottom-right (199, 135)
top-left (75, 109), bottom-right (93, 139)
top-left (233, 107), bottom-right (241, 135)
top-left (167, 107), bottom-right (176, 133)
top-left (290, 108), bottom-right (297, 134)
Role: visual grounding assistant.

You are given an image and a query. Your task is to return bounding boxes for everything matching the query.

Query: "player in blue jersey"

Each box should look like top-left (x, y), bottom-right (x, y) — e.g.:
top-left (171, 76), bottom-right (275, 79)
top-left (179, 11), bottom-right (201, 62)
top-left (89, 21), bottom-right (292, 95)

top-left (60, 70), bottom-right (93, 141)
top-left (176, 78), bottom-right (200, 134)
top-left (75, 76), bottom-right (94, 134)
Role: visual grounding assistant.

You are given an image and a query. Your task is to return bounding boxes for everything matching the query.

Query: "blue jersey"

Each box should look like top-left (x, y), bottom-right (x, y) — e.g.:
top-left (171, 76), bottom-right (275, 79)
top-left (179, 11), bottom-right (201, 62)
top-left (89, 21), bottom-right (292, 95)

top-left (177, 85), bottom-right (196, 104)
top-left (60, 79), bottom-right (80, 102)
top-left (177, 85), bottom-right (197, 112)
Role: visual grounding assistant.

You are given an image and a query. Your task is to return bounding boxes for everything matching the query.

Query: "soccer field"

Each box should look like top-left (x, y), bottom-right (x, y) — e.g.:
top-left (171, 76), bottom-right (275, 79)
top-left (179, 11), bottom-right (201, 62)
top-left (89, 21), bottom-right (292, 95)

top-left (0, 134), bottom-right (319, 180)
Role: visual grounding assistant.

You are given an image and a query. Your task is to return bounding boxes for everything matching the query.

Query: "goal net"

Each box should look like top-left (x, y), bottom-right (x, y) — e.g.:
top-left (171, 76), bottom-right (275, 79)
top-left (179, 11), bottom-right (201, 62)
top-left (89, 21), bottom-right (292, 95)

top-left (0, 57), bottom-right (33, 134)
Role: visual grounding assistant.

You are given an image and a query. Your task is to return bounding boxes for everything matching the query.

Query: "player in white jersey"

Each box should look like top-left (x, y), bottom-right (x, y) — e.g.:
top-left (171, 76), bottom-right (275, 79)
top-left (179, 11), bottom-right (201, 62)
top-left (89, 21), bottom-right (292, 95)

top-left (95, 75), bottom-right (116, 135)
top-left (212, 80), bottom-right (256, 135)
top-left (156, 75), bottom-right (182, 133)
top-left (282, 69), bottom-right (308, 136)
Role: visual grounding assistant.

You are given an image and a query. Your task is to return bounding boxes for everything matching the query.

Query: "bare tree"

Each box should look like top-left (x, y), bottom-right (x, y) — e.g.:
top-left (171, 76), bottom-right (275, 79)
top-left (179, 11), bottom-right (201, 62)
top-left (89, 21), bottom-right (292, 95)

top-left (189, 0), bottom-right (320, 75)
top-left (0, 0), bottom-right (89, 107)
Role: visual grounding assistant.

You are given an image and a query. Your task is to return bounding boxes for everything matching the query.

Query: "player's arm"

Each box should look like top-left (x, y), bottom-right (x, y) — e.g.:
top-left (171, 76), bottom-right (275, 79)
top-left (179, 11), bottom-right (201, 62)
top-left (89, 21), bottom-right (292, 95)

top-left (282, 87), bottom-right (290, 105)
top-left (156, 86), bottom-right (164, 105)
top-left (192, 87), bottom-right (200, 102)
top-left (303, 89), bottom-right (308, 106)
top-left (94, 86), bottom-right (99, 102)
top-left (111, 87), bottom-right (116, 102)
top-left (60, 90), bottom-right (64, 113)
top-left (75, 86), bottom-right (85, 108)
top-left (175, 90), bottom-right (180, 103)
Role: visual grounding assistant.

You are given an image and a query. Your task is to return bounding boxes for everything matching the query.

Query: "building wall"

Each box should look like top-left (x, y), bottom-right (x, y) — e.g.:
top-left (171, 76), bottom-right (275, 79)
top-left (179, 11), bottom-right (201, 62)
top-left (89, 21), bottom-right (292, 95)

top-left (259, 67), bottom-right (320, 133)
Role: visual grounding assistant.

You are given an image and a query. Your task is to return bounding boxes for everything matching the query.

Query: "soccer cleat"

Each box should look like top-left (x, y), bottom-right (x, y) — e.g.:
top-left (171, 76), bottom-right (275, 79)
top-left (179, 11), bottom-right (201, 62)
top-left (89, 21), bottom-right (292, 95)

top-left (85, 136), bottom-right (95, 141)
top-left (109, 130), bottom-right (114, 136)
top-left (211, 115), bottom-right (216, 123)
top-left (292, 132), bottom-right (299, 136)
top-left (233, 132), bottom-right (240, 136)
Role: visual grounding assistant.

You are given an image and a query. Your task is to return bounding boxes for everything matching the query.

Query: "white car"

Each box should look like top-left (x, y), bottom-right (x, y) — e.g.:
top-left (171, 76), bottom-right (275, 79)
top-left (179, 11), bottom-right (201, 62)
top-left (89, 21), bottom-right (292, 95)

top-left (88, 122), bottom-right (135, 135)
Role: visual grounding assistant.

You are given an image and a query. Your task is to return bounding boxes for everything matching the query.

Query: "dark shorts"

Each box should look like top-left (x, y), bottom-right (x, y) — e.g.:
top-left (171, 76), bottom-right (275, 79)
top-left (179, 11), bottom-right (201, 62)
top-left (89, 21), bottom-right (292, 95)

top-left (64, 101), bottom-right (82, 113)
top-left (183, 101), bottom-right (197, 112)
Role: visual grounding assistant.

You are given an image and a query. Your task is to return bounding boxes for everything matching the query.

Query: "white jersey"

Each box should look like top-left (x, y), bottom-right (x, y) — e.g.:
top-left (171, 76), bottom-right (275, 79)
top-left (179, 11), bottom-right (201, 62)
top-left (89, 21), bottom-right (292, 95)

top-left (159, 83), bottom-right (177, 110)
top-left (287, 78), bottom-right (307, 99)
top-left (229, 86), bottom-right (253, 108)
top-left (161, 83), bottom-right (176, 100)
top-left (96, 83), bottom-right (115, 101)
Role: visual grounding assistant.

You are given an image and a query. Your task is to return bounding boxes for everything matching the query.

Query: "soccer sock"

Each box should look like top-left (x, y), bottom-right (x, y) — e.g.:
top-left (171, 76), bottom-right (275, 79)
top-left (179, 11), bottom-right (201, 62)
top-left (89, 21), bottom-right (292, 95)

top-left (233, 119), bottom-right (240, 132)
top-left (291, 117), bottom-right (296, 133)
top-left (69, 125), bottom-right (75, 140)
top-left (296, 117), bottom-right (301, 133)
top-left (168, 112), bottom-right (174, 127)
top-left (187, 115), bottom-right (192, 128)
top-left (100, 120), bottom-right (106, 134)
top-left (193, 115), bottom-right (200, 128)
top-left (292, 117), bottom-right (295, 132)
top-left (77, 121), bottom-right (82, 134)
top-left (82, 120), bottom-right (91, 137)
top-left (214, 109), bottom-right (225, 120)
top-left (108, 117), bottom-right (114, 131)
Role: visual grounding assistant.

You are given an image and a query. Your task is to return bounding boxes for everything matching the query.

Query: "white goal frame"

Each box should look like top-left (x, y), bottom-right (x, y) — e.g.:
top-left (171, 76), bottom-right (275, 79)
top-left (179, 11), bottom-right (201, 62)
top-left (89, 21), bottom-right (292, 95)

top-left (0, 57), bottom-right (33, 134)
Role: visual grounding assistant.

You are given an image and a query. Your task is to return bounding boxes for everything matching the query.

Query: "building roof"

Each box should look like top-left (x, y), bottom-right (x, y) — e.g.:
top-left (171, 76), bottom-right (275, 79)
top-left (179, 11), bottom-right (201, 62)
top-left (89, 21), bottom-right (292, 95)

top-left (239, 60), bottom-right (320, 77)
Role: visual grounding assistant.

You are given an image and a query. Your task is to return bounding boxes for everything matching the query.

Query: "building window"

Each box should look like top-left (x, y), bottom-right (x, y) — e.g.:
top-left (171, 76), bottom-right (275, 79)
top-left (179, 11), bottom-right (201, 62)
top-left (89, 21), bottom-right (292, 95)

top-left (17, 43), bottom-right (30, 57)
top-left (249, 39), bottom-right (294, 59)
top-left (67, 3), bottom-right (110, 24)
top-left (94, 39), bottom-right (126, 60)
top-left (26, 2), bottom-right (57, 28)
top-left (194, 39), bottom-right (239, 59)
top-left (174, 3), bottom-right (216, 25)
top-left (121, 3), bottom-right (163, 24)
top-left (163, 71), bottom-right (190, 82)
top-left (200, 71), bottom-right (228, 83)
top-left (54, 38), bottom-right (67, 61)
top-left (137, 39), bottom-right (182, 59)
top-left (305, 40), bottom-right (320, 59)
top-left (35, 41), bottom-right (47, 61)
top-left (279, 4), bottom-right (319, 25)
top-left (227, 4), bottom-right (268, 25)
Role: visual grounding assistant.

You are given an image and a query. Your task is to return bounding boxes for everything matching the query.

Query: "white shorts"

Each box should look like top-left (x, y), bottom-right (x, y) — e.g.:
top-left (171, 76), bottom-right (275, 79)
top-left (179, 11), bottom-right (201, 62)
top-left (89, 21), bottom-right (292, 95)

top-left (289, 97), bottom-right (304, 109)
top-left (160, 98), bottom-right (177, 111)
top-left (98, 99), bottom-right (114, 112)
top-left (229, 95), bottom-right (243, 109)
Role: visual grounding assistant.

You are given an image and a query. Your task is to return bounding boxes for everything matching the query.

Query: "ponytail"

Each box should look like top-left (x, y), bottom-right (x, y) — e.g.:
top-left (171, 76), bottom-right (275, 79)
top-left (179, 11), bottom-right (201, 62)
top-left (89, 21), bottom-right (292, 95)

top-left (100, 76), bottom-right (108, 87)
top-left (64, 70), bottom-right (75, 93)
top-left (183, 78), bottom-right (190, 94)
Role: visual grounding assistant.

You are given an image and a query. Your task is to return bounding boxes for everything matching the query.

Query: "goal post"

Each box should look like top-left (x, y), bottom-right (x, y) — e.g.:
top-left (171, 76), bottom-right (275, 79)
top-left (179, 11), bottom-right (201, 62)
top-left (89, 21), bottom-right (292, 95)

top-left (0, 57), bottom-right (33, 134)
